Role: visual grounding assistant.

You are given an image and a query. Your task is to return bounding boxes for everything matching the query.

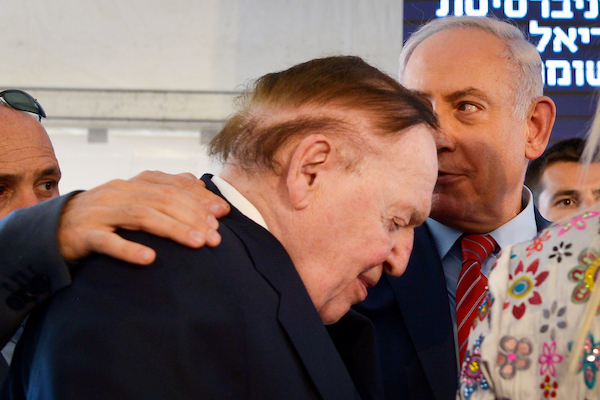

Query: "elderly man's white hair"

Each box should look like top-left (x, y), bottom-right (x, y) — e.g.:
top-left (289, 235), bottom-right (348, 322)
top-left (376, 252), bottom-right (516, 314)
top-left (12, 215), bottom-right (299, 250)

top-left (398, 16), bottom-right (544, 121)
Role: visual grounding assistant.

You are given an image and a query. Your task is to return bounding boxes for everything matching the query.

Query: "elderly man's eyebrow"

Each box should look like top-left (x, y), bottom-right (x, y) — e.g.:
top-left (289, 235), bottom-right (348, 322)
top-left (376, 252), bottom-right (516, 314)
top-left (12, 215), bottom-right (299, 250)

top-left (444, 87), bottom-right (492, 104)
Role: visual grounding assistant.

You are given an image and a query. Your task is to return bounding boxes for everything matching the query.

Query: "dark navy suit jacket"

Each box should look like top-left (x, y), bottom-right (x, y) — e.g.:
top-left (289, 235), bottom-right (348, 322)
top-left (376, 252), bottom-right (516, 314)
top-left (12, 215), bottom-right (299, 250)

top-left (353, 208), bottom-right (550, 400)
top-left (3, 176), bottom-right (383, 400)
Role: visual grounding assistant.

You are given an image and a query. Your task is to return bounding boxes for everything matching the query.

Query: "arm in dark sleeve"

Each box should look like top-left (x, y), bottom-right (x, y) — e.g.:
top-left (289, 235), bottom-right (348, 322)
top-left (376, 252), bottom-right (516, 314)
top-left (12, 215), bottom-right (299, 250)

top-left (0, 193), bottom-right (77, 347)
top-left (7, 231), bottom-right (247, 400)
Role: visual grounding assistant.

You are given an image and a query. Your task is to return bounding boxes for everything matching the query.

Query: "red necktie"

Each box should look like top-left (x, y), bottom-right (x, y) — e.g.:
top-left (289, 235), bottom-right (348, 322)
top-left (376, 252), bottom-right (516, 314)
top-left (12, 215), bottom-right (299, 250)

top-left (456, 234), bottom-right (498, 362)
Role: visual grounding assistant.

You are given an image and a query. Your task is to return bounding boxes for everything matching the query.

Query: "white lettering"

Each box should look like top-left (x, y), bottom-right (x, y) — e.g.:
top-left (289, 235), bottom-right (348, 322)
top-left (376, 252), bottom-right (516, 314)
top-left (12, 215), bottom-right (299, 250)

top-left (455, 0), bottom-right (464, 15)
top-left (544, 60), bottom-right (600, 87)
top-left (579, 27), bottom-right (591, 44)
top-left (465, 0), bottom-right (489, 15)
top-left (504, 0), bottom-right (528, 17)
top-left (530, 20), bottom-right (552, 52)
top-left (586, 60), bottom-right (600, 86)
top-left (436, 0), bottom-right (451, 17)
top-left (531, 0), bottom-right (551, 18)
top-left (552, 0), bottom-right (574, 18)
top-left (584, 0), bottom-right (599, 18)
top-left (546, 60), bottom-right (571, 86)
top-left (553, 26), bottom-right (578, 53)
top-left (572, 60), bottom-right (585, 86)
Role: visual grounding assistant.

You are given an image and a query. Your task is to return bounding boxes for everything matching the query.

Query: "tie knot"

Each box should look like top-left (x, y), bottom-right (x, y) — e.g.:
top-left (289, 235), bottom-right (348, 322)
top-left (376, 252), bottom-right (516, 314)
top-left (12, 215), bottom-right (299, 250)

top-left (460, 234), bottom-right (498, 264)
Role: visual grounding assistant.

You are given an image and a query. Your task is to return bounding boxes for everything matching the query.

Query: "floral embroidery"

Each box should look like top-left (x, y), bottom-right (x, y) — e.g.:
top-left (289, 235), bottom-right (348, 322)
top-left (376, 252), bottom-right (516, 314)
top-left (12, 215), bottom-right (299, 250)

top-left (539, 301), bottom-right (567, 341)
top-left (569, 333), bottom-right (600, 389)
top-left (539, 341), bottom-right (563, 376)
top-left (506, 259), bottom-right (549, 319)
top-left (568, 249), bottom-right (600, 303)
top-left (556, 211), bottom-right (600, 236)
top-left (496, 336), bottom-right (532, 379)
top-left (539, 375), bottom-right (558, 398)
top-left (460, 335), bottom-right (490, 398)
top-left (548, 241), bottom-right (572, 263)
top-left (473, 292), bottom-right (492, 329)
top-left (526, 230), bottom-right (552, 257)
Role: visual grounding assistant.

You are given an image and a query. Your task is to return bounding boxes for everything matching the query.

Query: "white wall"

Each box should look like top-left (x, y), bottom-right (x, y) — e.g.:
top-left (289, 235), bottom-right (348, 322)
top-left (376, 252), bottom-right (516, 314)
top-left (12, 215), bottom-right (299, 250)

top-left (48, 128), bottom-right (223, 193)
top-left (1, 0), bottom-right (404, 90)
top-left (1, 0), bottom-right (405, 191)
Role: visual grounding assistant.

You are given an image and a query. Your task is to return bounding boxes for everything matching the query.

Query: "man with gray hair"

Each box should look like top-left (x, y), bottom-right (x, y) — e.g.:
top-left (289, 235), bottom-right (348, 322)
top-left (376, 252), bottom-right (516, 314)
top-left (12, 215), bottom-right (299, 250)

top-left (354, 16), bottom-right (556, 400)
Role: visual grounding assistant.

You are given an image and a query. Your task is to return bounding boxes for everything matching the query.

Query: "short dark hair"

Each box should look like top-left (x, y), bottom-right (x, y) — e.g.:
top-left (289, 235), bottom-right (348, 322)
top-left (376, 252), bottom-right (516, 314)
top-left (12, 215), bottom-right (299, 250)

top-left (525, 138), bottom-right (587, 203)
top-left (209, 56), bottom-right (438, 172)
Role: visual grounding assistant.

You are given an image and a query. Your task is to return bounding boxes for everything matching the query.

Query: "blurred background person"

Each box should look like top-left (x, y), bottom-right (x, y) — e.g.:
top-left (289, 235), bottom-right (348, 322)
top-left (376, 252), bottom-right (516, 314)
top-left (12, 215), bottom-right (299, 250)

top-left (526, 138), bottom-right (600, 221)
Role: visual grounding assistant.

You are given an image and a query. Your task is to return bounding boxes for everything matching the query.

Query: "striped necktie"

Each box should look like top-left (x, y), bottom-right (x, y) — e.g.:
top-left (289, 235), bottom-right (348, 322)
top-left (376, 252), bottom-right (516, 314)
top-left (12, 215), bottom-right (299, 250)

top-left (456, 234), bottom-right (498, 362)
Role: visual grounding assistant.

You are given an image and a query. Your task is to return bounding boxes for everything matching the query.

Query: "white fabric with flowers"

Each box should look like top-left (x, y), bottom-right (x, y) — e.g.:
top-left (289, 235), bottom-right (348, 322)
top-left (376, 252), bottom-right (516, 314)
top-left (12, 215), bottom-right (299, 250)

top-left (458, 208), bottom-right (600, 399)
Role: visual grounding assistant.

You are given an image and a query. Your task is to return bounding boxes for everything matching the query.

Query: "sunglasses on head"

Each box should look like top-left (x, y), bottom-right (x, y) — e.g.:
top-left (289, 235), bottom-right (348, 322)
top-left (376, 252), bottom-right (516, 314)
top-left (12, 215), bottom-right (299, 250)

top-left (0, 89), bottom-right (46, 121)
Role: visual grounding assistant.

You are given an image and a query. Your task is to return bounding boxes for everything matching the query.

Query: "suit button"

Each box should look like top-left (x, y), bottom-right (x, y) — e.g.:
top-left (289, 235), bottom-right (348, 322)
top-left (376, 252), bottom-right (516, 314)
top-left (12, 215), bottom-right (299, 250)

top-left (24, 275), bottom-right (50, 297)
top-left (4, 275), bottom-right (51, 310)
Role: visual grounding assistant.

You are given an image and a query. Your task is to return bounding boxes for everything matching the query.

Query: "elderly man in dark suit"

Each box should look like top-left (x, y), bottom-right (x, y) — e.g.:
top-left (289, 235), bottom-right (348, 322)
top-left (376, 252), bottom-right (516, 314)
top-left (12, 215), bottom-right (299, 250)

top-left (3, 56), bottom-right (439, 399)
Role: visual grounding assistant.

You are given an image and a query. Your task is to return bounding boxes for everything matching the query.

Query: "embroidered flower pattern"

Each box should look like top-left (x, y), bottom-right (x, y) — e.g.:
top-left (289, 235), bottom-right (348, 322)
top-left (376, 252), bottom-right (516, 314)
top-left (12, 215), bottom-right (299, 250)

top-left (568, 248), bottom-right (600, 303)
top-left (539, 301), bottom-right (567, 341)
top-left (556, 211), bottom-right (600, 236)
top-left (548, 241), bottom-right (573, 263)
top-left (539, 341), bottom-right (563, 377)
top-left (472, 292), bottom-right (493, 330)
top-left (460, 335), bottom-right (490, 399)
top-left (496, 336), bottom-right (532, 379)
top-left (539, 375), bottom-right (558, 398)
top-left (506, 259), bottom-right (549, 319)
top-left (569, 333), bottom-right (600, 389)
top-left (526, 230), bottom-right (552, 257)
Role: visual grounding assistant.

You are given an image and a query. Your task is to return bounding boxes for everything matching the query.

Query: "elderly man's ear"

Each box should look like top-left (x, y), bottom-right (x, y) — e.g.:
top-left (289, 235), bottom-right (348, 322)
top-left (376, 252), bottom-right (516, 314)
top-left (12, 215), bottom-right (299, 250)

top-left (286, 134), bottom-right (335, 210)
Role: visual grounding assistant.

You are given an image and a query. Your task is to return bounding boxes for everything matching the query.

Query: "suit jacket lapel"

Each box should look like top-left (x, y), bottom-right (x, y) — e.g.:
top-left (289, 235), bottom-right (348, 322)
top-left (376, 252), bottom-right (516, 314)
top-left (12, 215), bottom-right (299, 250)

top-left (201, 175), bottom-right (362, 400)
top-left (387, 224), bottom-right (458, 399)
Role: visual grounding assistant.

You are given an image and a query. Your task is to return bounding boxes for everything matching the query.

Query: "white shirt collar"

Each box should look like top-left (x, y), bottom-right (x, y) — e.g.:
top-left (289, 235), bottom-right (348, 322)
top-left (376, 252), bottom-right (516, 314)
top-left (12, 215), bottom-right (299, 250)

top-left (211, 176), bottom-right (269, 231)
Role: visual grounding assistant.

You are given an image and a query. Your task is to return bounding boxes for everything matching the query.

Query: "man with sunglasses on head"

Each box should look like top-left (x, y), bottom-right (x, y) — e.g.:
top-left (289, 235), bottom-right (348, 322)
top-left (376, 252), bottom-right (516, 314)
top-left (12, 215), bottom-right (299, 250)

top-left (0, 89), bottom-right (230, 379)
